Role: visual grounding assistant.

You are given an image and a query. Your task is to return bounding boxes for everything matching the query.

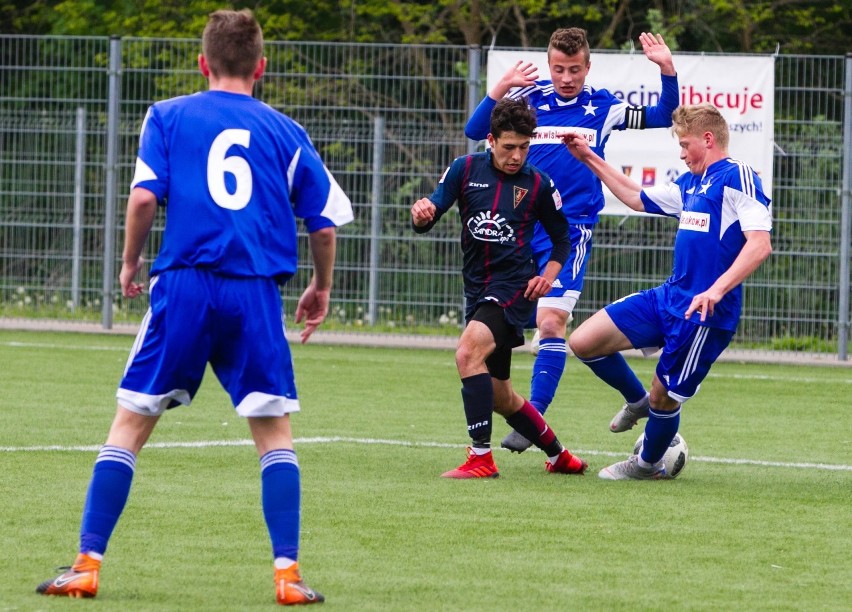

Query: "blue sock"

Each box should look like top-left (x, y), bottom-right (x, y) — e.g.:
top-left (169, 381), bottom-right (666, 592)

top-left (640, 408), bottom-right (681, 465)
top-left (261, 449), bottom-right (301, 561)
top-left (577, 354), bottom-right (646, 404)
top-left (79, 445), bottom-right (136, 555)
top-left (461, 373), bottom-right (493, 448)
top-left (530, 338), bottom-right (567, 415)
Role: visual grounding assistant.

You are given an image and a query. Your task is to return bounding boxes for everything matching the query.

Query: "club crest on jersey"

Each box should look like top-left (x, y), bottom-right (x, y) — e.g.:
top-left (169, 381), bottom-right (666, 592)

top-left (467, 210), bottom-right (516, 244)
top-left (513, 186), bottom-right (528, 208)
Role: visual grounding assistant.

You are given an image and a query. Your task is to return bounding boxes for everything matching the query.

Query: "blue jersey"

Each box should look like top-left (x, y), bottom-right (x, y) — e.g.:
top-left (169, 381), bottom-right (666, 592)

top-left (640, 158), bottom-right (773, 331)
top-left (466, 74), bottom-right (678, 252)
top-left (131, 90), bottom-right (353, 282)
top-left (416, 151), bottom-right (570, 310)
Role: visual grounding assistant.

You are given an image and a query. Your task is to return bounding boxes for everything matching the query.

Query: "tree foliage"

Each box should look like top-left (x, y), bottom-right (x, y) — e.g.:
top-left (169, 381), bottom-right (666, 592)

top-left (2, 0), bottom-right (849, 54)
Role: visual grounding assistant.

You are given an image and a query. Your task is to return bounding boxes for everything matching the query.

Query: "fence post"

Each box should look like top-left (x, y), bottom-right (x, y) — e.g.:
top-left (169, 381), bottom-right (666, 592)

top-left (72, 107), bottom-right (86, 310)
top-left (466, 45), bottom-right (481, 155)
top-left (100, 36), bottom-right (122, 328)
top-left (839, 53), bottom-right (852, 360)
top-left (101, 36), bottom-right (121, 329)
top-left (367, 114), bottom-right (385, 326)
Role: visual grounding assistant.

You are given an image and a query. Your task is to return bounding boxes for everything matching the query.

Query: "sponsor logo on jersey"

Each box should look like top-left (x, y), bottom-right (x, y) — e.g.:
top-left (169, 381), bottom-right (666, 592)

top-left (538, 104), bottom-right (550, 111)
top-left (642, 167), bottom-right (656, 186)
top-left (552, 189), bottom-right (562, 210)
top-left (513, 186), bottom-right (528, 208)
top-left (532, 126), bottom-right (597, 147)
top-left (679, 211), bottom-right (711, 232)
top-left (467, 210), bottom-right (516, 244)
top-left (468, 181), bottom-right (490, 188)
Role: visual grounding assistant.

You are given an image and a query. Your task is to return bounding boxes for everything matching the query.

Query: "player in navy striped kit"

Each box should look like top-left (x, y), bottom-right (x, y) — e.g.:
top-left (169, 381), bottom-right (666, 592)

top-left (563, 104), bottom-right (772, 479)
top-left (466, 28), bottom-right (679, 452)
top-left (36, 9), bottom-right (352, 604)
top-left (412, 98), bottom-right (587, 479)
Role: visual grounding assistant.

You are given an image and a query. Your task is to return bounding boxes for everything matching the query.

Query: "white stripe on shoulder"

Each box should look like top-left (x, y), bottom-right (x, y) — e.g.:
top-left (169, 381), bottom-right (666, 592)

top-left (727, 158), bottom-right (756, 199)
top-left (287, 147), bottom-right (302, 195)
top-left (321, 167), bottom-right (355, 226)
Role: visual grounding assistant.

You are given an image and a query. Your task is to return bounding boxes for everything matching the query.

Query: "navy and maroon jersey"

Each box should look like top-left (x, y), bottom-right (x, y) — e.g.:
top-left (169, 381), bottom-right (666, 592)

top-left (415, 151), bottom-right (569, 317)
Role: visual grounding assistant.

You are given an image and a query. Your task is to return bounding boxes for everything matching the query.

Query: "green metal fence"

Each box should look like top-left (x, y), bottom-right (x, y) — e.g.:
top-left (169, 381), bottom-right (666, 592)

top-left (0, 35), bottom-right (850, 361)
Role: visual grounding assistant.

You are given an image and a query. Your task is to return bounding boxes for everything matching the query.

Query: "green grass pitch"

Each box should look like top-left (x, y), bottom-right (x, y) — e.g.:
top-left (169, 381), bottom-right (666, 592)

top-left (1, 329), bottom-right (850, 610)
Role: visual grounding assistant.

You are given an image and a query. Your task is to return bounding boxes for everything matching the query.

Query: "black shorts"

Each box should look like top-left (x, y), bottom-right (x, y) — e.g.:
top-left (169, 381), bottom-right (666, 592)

top-left (470, 302), bottom-right (522, 381)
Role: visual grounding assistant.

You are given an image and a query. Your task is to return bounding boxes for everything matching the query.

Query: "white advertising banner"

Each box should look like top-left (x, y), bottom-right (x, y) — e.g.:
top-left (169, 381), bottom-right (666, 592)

top-left (486, 51), bottom-right (775, 215)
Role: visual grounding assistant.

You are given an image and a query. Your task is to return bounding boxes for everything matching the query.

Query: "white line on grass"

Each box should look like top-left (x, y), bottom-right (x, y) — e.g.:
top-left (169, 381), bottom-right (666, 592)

top-left (2, 436), bottom-right (850, 472)
top-left (4, 340), bottom-right (852, 384)
top-left (1, 341), bottom-right (129, 352)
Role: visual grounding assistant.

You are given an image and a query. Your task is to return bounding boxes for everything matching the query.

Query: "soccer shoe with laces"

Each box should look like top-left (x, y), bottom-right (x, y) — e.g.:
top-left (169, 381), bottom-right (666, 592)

top-left (276, 562), bottom-right (325, 605)
top-left (441, 447), bottom-right (499, 479)
top-left (609, 395), bottom-right (651, 433)
top-left (598, 454), bottom-right (665, 480)
top-left (545, 449), bottom-right (588, 475)
top-left (36, 552), bottom-right (100, 598)
top-left (500, 429), bottom-right (533, 453)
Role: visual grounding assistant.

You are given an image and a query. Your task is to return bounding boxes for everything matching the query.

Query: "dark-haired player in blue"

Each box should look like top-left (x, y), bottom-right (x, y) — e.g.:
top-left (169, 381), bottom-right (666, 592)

top-left (466, 28), bottom-right (678, 452)
top-left (412, 97), bottom-right (587, 479)
top-left (36, 9), bottom-right (352, 605)
top-left (563, 103), bottom-right (772, 479)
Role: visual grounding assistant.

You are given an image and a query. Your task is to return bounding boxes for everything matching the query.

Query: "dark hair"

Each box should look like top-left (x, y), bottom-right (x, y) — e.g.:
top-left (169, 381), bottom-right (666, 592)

top-left (202, 9), bottom-right (263, 78)
top-left (548, 27), bottom-right (590, 63)
top-left (490, 98), bottom-right (537, 138)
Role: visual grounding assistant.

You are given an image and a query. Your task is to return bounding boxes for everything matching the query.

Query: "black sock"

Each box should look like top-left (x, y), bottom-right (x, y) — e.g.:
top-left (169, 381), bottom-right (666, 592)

top-left (461, 373), bottom-right (493, 448)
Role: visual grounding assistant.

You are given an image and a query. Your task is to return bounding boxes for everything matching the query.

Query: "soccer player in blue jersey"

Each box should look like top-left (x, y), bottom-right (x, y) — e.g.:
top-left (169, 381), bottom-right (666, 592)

top-left (465, 28), bottom-right (678, 453)
top-left (562, 103), bottom-right (772, 479)
top-left (411, 98), bottom-right (587, 479)
top-left (36, 10), bottom-right (352, 604)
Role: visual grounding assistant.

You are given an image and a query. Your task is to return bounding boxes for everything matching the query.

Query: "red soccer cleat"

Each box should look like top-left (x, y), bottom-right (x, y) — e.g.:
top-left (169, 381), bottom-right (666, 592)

top-left (36, 552), bottom-right (101, 598)
top-left (546, 449), bottom-right (588, 475)
top-left (275, 562), bottom-right (325, 605)
top-left (441, 447), bottom-right (500, 479)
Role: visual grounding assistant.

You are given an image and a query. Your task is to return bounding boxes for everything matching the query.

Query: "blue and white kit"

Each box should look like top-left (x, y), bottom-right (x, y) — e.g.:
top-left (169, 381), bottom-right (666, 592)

top-left (120, 90), bottom-right (353, 417)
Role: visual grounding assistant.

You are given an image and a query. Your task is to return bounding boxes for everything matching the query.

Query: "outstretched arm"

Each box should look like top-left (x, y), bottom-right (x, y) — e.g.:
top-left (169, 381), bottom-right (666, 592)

top-left (639, 32), bottom-right (675, 76)
top-left (465, 61), bottom-right (538, 140)
top-left (295, 226), bottom-right (336, 344)
top-left (488, 60), bottom-right (539, 99)
top-left (684, 230), bottom-right (772, 322)
top-left (634, 33), bottom-right (678, 128)
top-left (562, 133), bottom-right (645, 212)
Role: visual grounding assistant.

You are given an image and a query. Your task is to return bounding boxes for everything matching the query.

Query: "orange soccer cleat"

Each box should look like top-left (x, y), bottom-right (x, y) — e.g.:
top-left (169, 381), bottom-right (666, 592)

top-left (36, 552), bottom-right (101, 598)
top-left (545, 449), bottom-right (589, 475)
top-left (441, 447), bottom-right (500, 479)
top-left (275, 562), bottom-right (325, 605)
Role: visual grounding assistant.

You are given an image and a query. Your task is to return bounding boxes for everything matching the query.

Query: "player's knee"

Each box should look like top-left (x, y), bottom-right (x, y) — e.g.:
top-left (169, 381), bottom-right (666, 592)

top-left (567, 329), bottom-right (593, 359)
top-left (538, 315), bottom-right (568, 339)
